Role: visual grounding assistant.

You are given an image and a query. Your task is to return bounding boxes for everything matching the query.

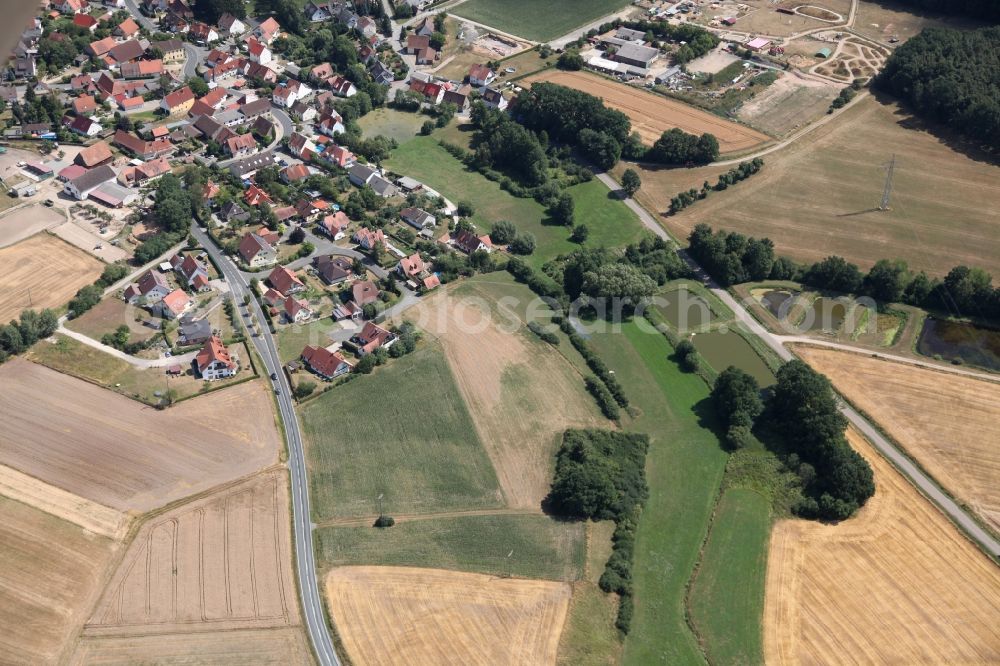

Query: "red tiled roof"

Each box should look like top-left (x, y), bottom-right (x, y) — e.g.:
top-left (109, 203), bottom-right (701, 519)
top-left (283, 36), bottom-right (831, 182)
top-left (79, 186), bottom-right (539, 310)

top-left (196, 335), bottom-right (235, 372)
top-left (75, 140), bottom-right (112, 167)
top-left (161, 288), bottom-right (191, 315)
top-left (301, 345), bottom-right (352, 378)
top-left (268, 266), bottom-right (303, 294)
top-left (162, 86), bottom-right (195, 109)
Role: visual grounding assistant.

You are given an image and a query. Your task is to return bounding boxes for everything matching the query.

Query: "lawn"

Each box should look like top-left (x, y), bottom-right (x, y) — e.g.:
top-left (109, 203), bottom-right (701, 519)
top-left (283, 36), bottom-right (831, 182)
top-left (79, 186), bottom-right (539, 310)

top-left (452, 0), bottom-right (633, 42)
top-left (358, 108), bottom-right (428, 144)
top-left (276, 317), bottom-right (340, 364)
top-left (64, 297), bottom-right (160, 344)
top-left (300, 343), bottom-right (503, 521)
top-left (27, 334), bottom-right (252, 406)
top-left (385, 137), bottom-right (645, 269)
top-left (688, 488), bottom-right (770, 666)
top-left (587, 320), bottom-right (730, 665)
top-left (314, 513), bottom-right (584, 582)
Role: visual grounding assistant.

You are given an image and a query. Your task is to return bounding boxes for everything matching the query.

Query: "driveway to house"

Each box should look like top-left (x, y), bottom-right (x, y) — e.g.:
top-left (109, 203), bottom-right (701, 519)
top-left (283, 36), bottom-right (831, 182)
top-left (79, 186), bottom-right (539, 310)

top-left (596, 170), bottom-right (1000, 559)
top-left (191, 224), bottom-right (342, 666)
top-left (57, 318), bottom-right (198, 368)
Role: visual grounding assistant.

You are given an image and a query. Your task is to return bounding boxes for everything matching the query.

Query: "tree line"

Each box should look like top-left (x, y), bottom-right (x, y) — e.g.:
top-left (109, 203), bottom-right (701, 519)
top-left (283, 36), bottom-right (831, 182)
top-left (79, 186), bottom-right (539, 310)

top-left (688, 224), bottom-right (1000, 319)
top-left (882, 0), bottom-right (1000, 21)
top-left (876, 26), bottom-right (1000, 151)
top-left (669, 158), bottom-right (764, 213)
top-left (545, 428), bottom-right (650, 633)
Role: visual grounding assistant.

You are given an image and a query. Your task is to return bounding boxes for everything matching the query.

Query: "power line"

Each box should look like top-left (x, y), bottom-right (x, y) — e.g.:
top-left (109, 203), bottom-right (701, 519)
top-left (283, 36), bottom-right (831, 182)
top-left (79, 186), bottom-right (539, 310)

top-left (878, 154), bottom-right (896, 211)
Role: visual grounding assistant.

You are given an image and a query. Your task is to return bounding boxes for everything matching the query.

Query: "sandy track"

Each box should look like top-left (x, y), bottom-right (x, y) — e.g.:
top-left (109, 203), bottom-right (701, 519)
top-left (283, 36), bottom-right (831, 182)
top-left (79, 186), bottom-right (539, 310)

top-left (326, 566), bottom-right (571, 666)
top-left (69, 626), bottom-right (313, 664)
top-left (85, 470), bottom-right (299, 636)
top-left (0, 360), bottom-right (282, 512)
top-left (524, 70), bottom-right (770, 153)
top-left (0, 464), bottom-right (127, 539)
top-left (764, 428), bottom-right (1000, 665)
top-left (406, 285), bottom-right (606, 509)
top-left (0, 233), bottom-right (103, 321)
top-left (795, 346), bottom-right (1000, 532)
top-left (0, 494), bottom-right (117, 665)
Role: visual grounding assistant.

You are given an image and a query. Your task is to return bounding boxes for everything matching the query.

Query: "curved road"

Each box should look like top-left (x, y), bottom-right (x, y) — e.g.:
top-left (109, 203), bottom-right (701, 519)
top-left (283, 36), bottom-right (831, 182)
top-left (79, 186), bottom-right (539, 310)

top-left (598, 171), bottom-right (1000, 559)
top-left (192, 225), bottom-right (342, 666)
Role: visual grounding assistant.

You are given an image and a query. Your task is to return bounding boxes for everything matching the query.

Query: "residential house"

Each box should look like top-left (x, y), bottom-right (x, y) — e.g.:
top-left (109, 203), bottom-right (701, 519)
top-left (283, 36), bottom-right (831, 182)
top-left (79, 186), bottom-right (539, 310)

top-left (321, 143), bottom-right (354, 168)
top-left (405, 35), bottom-right (436, 64)
top-left (396, 252), bottom-right (426, 280)
top-left (239, 97), bottom-right (271, 121)
top-left (348, 163), bottom-right (377, 187)
top-left (421, 274), bottom-right (441, 292)
top-left (268, 265), bottom-right (305, 294)
top-left (171, 253), bottom-right (210, 289)
top-left (284, 295), bottom-right (313, 323)
top-left (161, 85), bottom-right (195, 115)
top-left (88, 35), bottom-right (118, 56)
top-left (357, 16), bottom-right (377, 38)
top-left (217, 13), bottom-right (246, 35)
top-left (290, 100), bottom-right (317, 122)
top-left (414, 16), bottom-right (435, 37)
top-left (409, 79), bottom-right (444, 105)
top-left (73, 14), bottom-right (98, 32)
top-left (113, 129), bottom-right (174, 160)
top-left (238, 232), bottom-right (278, 267)
top-left (225, 133), bottom-right (259, 158)
top-left (151, 39), bottom-right (184, 62)
top-left (247, 37), bottom-right (271, 65)
top-left (243, 184), bottom-right (273, 207)
top-left (252, 116), bottom-right (275, 140)
top-left (73, 141), bottom-right (114, 169)
top-left (70, 74), bottom-right (96, 92)
top-left (316, 211), bottom-right (350, 240)
top-left (442, 88), bottom-right (469, 113)
top-left (108, 39), bottom-right (146, 66)
top-left (351, 280), bottom-right (380, 309)
top-left (228, 153), bottom-right (274, 180)
top-left (72, 93), bottom-right (98, 116)
top-left (244, 60), bottom-right (277, 83)
top-left (189, 22), bottom-right (219, 44)
top-left (316, 111), bottom-right (345, 136)
top-left (400, 207), bottom-right (435, 230)
top-left (327, 75), bottom-right (356, 97)
top-left (368, 175), bottom-right (397, 198)
top-left (118, 156), bottom-right (171, 186)
top-left (66, 115), bottom-right (101, 137)
top-left (353, 321), bottom-right (396, 355)
top-left (280, 163), bottom-right (311, 183)
top-left (301, 345), bottom-right (353, 379)
top-left (159, 288), bottom-right (194, 319)
top-left (369, 59), bottom-right (393, 85)
top-left (263, 287), bottom-right (286, 307)
top-left (195, 335), bottom-right (237, 380)
top-left (120, 59), bottom-right (164, 78)
top-left (272, 79), bottom-right (311, 108)
top-left (177, 316), bottom-right (212, 345)
top-left (116, 17), bottom-right (140, 38)
top-left (219, 201), bottom-right (250, 225)
top-left (124, 269), bottom-right (171, 304)
top-left (254, 17), bottom-right (281, 45)
top-left (468, 63), bottom-right (495, 87)
top-left (454, 229), bottom-right (493, 254)
top-left (313, 254), bottom-right (353, 285)
top-left (56, 0), bottom-right (86, 14)
top-left (303, 1), bottom-right (334, 22)
top-left (286, 131), bottom-right (318, 160)
top-left (64, 164), bottom-right (116, 200)
top-left (353, 227), bottom-right (386, 251)
top-left (481, 87), bottom-right (507, 110)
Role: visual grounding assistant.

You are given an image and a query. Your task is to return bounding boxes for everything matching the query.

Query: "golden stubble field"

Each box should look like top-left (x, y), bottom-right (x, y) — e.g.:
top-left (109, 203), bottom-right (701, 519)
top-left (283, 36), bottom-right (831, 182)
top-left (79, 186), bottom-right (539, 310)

top-left (327, 566), bottom-right (571, 666)
top-left (622, 95), bottom-right (1000, 277)
top-left (0, 232), bottom-right (103, 321)
top-left (0, 495), bottom-right (118, 665)
top-left (406, 283), bottom-right (606, 509)
top-left (0, 360), bottom-right (283, 512)
top-left (794, 345), bottom-right (1000, 532)
top-left (764, 428), bottom-right (1000, 665)
top-left (523, 70), bottom-right (770, 153)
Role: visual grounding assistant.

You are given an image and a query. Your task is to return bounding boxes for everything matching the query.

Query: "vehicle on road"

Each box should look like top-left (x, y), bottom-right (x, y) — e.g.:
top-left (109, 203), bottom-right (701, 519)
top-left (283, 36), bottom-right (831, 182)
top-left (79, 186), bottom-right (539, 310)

top-left (270, 372), bottom-right (278, 380)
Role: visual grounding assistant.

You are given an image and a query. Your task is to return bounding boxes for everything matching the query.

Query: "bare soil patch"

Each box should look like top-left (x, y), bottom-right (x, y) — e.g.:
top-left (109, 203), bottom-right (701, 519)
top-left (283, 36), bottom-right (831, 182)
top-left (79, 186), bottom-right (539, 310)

top-left (405, 282), bottom-right (606, 509)
top-left (0, 359), bottom-right (282, 512)
top-left (523, 70), bottom-right (770, 153)
top-left (794, 345), bottom-right (1000, 532)
top-left (0, 203), bottom-right (64, 248)
top-left (86, 470), bottom-right (298, 636)
top-left (69, 627), bottom-right (313, 665)
top-left (0, 494), bottom-right (117, 665)
top-left (52, 220), bottom-right (129, 263)
top-left (0, 232), bottom-right (103, 321)
top-left (326, 566), bottom-right (571, 666)
top-left (764, 428), bottom-right (1000, 665)
top-left (738, 73), bottom-right (839, 137)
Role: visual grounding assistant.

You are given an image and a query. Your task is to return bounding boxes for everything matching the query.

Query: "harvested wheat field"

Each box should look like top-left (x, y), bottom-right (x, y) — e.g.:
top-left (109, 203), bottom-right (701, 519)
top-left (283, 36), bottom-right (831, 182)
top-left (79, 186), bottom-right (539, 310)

top-left (69, 627), bottom-right (313, 665)
top-left (405, 281), bottom-right (606, 509)
top-left (0, 232), bottom-right (103, 321)
top-left (327, 566), bottom-right (571, 666)
top-left (0, 463), bottom-right (127, 539)
top-left (0, 494), bottom-right (117, 665)
top-left (794, 345), bottom-right (1000, 532)
top-left (764, 428), bottom-right (1000, 665)
top-left (523, 70), bottom-right (770, 153)
top-left (0, 359), bottom-right (282, 512)
top-left (86, 470), bottom-right (298, 636)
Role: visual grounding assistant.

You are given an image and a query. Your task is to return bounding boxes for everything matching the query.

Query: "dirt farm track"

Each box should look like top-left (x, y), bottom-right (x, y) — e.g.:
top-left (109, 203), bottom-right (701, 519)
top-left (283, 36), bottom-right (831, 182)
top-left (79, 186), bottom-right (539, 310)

top-left (524, 70), bottom-right (770, 153)
top-left (764, 428), bottom-right (1000, 665)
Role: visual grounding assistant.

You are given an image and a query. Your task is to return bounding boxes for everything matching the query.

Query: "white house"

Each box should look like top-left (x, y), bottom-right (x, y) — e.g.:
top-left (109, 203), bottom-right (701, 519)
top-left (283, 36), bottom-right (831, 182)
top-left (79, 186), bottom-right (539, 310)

top-left (247, 37), bottom-right (272, 65)
top-left (64, 165), bottom-right (116, 200)
top-left (195, 336), bottom-right (238, 380)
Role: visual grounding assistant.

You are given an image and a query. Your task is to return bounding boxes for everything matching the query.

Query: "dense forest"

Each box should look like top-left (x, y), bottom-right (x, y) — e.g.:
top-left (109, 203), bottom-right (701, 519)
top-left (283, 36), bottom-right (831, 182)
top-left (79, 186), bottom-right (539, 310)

top-left (884, 0), bottom-right (1000, 21)
top-left (876, 26), bottom-right (1000, 150)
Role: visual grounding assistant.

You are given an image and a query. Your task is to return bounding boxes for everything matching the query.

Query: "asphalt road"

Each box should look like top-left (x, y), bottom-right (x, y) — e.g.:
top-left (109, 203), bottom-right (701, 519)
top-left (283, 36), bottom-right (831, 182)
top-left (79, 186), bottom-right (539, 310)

top-left (597, 171), bottom-right (1000, 559)
top-left (193, 225), bottom-right (342, 666)
top-left (123, 0), bottom-right (156, 31)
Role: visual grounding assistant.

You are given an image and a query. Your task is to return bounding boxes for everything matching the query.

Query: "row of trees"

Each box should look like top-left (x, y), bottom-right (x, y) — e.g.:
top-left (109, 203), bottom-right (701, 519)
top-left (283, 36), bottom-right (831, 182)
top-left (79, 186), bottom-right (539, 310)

top-left (687, 224), bottom-right (776, 287)
top-left (545, 429), bottom-right (650, 632)
top-left (669, 158), bottom-right (764, 213)
top-left (645, 128), bottom-right (719, 165)
top-left (876, 26), bottom-right (1000, 151)
top-left (0, 309), bottom-right (59, 362)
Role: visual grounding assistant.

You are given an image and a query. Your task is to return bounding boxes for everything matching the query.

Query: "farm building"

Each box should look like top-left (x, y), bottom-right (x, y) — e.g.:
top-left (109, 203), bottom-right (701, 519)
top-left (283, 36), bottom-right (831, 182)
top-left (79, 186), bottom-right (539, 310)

top-left (746, 37), bottom-right (772, 51)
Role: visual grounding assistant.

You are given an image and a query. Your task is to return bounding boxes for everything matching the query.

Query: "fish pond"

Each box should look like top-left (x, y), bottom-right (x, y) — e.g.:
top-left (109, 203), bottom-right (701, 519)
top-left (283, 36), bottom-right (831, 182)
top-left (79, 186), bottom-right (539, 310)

top-left (917, 318), bottom-right (1000, 371)
top-left (692, 330), bottom-right (776, 387)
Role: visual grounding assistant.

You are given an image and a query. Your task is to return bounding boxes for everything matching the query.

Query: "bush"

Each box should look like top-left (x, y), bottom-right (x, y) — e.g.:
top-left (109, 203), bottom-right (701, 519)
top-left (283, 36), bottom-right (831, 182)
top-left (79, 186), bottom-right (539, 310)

top-left (508, 233), bottom-right (536, 255)
top-left (373, 515), bottom-right (395, 528)
top-left (420, 119), bottom-right (435, 135)
top-left (527, 320), bottom-right (559, 345)
top-left (584, 376), bottom-right (620, 420)
top-left (293, 380), bottom-right (316, 399)
top-left (675, 339), bottom-right (699, 372)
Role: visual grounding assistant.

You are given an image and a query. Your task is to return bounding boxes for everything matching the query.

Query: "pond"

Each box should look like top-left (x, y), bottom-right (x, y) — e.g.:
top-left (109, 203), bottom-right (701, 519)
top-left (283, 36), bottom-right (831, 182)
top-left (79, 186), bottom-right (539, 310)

top-left (799, 297), bottom-right (847, 333)
top-left (692, 330), bottom-right (776, 387)
top-left (658, 290), bottom-right (715, 332)
top-left (916, 318), bottom-right (1000, 371)
top-left (760, 290), bottom-right (794, 318)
